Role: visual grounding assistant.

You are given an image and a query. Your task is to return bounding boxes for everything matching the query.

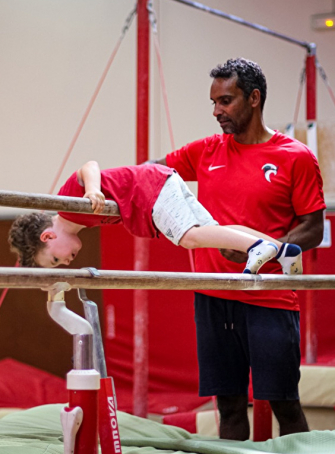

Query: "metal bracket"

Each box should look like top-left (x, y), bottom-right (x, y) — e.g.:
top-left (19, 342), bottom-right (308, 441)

top-left (47, 284), bottom-right (93, 336)
top-left (81, 267), bottom-right (101, 278)
top-left (78, 268), bottom-right (107, 378)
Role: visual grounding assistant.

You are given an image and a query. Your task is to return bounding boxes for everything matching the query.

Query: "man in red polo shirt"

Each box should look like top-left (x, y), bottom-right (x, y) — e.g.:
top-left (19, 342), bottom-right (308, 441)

top-left (152, 57), bottom-right (325, 440)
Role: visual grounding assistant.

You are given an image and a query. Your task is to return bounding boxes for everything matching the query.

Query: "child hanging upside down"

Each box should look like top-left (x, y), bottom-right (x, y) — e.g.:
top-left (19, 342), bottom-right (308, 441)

top-left (8, 161), bottom-right (302, 274)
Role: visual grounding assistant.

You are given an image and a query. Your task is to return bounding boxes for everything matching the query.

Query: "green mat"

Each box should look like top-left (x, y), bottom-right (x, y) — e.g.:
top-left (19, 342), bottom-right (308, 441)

top-left (0, 404), bottom-right (334, 453)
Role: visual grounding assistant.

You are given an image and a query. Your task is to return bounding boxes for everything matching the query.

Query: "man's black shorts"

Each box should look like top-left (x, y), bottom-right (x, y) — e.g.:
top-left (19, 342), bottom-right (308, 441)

top-left (194, 292), bottom-right (301, 401)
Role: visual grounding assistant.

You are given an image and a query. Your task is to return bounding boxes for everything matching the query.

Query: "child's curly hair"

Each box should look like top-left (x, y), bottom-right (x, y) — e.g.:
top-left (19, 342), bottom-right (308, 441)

top-left (8, 212), bottom-right (53, 267)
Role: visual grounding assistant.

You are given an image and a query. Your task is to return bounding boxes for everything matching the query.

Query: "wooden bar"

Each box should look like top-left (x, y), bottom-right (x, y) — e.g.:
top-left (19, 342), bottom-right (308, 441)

top-left (0, 190), bottom-right (119, 216)
top-left (0, 267), bottom-right (335, 290)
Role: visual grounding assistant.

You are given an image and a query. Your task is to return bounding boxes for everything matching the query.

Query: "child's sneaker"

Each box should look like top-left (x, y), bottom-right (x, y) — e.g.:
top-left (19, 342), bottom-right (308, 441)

top-left (276, 243), bottom-right (303, 275)
top-left (243, 239), bottom-right (278, 274)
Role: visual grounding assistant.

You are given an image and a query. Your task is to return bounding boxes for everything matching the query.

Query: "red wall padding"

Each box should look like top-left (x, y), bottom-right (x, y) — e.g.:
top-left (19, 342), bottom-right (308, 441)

top-left (0, 358), bottom-right (67, 408)
top-left (101, 225), bottom-right (210, 414)
top-left (299, 213), bottom-right (335, 364)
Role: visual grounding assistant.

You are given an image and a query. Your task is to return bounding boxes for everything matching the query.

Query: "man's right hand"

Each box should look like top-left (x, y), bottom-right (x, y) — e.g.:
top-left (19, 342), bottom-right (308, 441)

top-left (219, 249), bottom-right (248, 263)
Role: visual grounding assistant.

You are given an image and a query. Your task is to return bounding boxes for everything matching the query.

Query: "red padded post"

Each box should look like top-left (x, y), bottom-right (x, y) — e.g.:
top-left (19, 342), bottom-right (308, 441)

top-left (253, 399), bottom-right (272, 441)
top-left (133, 0), bottom-right (150, 418)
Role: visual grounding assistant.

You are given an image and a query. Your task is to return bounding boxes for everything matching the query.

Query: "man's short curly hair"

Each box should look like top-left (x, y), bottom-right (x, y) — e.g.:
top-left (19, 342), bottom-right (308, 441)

top-left (8, 212), bottom-right (53, 267)
top-left (210, 58), bottom-right (267, 111)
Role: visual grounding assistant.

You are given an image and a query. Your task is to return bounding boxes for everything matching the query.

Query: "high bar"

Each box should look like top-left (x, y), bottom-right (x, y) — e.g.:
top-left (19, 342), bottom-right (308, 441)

top-left (0, 267), bottom-right (335, 290)
top-left (169, 0), bottom-right (312, 51)
top-left (0, 190), bottom-right (119, 216)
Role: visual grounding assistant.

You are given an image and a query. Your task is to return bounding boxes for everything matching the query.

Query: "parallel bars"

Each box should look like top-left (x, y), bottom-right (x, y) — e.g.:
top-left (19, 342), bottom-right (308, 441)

top-left (0, 267), bottom-right (334, 290)
top-left (0, 190), bottom-right (119, 216)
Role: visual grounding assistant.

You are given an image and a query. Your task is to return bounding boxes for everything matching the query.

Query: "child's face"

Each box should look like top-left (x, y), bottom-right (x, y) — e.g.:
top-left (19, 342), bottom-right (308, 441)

top-left (36, 232), bottom-right (82, 268)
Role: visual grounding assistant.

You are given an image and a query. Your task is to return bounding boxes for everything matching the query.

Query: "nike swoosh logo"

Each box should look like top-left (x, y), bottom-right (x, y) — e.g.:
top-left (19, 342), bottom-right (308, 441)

top-left (208, 164), bottom-right (226, 171)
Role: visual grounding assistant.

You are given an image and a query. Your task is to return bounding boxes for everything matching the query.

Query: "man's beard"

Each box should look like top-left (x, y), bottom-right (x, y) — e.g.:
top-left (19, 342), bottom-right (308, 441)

top-left (219, 114), bottom-right (251, 135)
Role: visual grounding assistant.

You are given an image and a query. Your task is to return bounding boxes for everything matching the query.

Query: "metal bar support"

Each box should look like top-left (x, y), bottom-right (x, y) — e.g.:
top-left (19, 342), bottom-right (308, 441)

top-left (169, 0), bottom-right (312, 50)
top-left (134, 0), bottom-right (151, 418)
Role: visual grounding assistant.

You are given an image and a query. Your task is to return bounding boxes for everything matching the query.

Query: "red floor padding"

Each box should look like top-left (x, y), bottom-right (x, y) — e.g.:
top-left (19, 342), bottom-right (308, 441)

top-left (0, 358), bottom-right (67, 408)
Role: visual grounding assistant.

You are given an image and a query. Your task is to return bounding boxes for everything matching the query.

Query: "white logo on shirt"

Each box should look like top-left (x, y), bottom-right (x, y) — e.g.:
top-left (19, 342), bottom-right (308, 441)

top-left (208, 164), bottom-right (226, 171)
top-left (262, 163), bottom-right (278, 182)
top-left (165, 228), bottom-right (174, 238)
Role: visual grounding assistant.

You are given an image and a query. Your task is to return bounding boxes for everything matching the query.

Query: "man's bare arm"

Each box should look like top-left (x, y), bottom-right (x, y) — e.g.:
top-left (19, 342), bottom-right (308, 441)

top-left (277, 209), bottom-right (324, 250)
top-left (220, 209), bottom-right (325, 263)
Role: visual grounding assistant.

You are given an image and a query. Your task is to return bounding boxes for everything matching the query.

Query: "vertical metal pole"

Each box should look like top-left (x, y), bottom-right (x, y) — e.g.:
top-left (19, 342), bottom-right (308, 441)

top-left (77, 289), bottom-right (122, 453)
top-left (136, 0), bottom-right (150, 164)
top-left (68, 335), bottom-right (100, 454)
top-left (133, 0), bottom-right (150, 417)
top-left (305, 45), bottom-right (318, 364)
top-left (306, 45), bottom-right (317, 127)
top-left (133, 237), bottom-right (150, 417)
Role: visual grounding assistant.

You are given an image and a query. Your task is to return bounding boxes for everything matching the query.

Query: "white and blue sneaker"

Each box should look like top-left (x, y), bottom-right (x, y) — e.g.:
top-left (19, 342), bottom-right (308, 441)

top-left (243, 239), bottom-right (278, 274)
top-left (276, 243), bottom-right (303, 275)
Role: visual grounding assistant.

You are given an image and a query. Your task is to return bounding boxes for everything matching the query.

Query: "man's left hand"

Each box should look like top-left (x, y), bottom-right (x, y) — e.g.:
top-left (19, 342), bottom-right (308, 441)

top-left (219, 249), bottom-right (248, 263)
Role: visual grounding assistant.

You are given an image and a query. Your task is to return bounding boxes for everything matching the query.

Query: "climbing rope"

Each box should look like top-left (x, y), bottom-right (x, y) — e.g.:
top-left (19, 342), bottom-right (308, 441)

top-left (148, 1), bottom-right (195, 272)
top-left (148, 1), bottom-right (176, 151)
top-left (316, 59), bottom-right (335, 109)
top-left (48, 3), bottom-right (137, 195)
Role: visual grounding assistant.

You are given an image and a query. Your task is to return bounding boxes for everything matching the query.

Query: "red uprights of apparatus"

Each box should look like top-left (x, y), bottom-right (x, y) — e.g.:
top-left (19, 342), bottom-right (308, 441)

top-left (62, 369), bottom-right (100, 454)
top-left (253, 399), bottom-right (272, 441)
top-left (305, 43), bottom-right (318, 365)
top-left (306, 44), bottom-right (317, 122)
top-left (136, 0), bottom-right (150, 165)
top-left (134, 0), bottom-right (150, 418)
top-left (99, 377), bottom-right (122, 454)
